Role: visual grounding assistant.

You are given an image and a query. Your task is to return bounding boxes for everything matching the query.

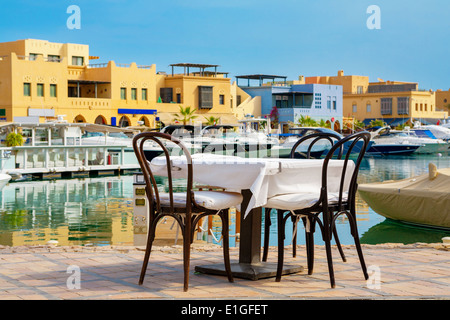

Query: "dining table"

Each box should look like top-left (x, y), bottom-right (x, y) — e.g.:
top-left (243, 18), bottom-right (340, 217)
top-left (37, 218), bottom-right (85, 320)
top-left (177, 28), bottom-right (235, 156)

top-left (150, 153), bottom-right (354, 280)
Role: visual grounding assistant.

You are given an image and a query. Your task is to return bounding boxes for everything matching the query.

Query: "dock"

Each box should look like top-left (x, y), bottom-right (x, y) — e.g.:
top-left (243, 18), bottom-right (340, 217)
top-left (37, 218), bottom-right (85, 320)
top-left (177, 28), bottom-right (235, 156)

top-left (0, 242), bottom-right (448, 300)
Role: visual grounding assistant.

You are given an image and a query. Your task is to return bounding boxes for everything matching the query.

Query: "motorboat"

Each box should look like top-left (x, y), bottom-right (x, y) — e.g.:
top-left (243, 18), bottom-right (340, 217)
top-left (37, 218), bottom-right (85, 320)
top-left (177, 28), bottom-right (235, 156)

top-left (271, 127), bottom-right (374, 158)
top-left (412, 122), bottom-right (450, 141)
top-left (368, 127), bottom-right (449, 154)
top-left (358, 163), bottom-right (450, 230)
top-left (366, 127), bottom-right (421, 156)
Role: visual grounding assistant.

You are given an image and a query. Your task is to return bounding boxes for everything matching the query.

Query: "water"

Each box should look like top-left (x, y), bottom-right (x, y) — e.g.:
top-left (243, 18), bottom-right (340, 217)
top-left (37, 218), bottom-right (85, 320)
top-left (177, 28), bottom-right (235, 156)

top-left (0, 154), bottom-right (449, 247)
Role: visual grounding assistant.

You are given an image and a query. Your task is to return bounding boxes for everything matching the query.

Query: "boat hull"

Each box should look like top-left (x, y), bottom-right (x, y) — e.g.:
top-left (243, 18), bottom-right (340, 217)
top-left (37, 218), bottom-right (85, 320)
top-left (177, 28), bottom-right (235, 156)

top-left (366, 144), bottom-right (419, 155)
top-left (358, 168), bottom-right (450, 229)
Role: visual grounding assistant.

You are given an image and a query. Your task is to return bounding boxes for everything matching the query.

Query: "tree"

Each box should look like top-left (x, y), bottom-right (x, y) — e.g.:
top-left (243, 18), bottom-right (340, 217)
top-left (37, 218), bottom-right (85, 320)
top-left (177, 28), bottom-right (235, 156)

top-left (318, 119), bottom-right (331, 128)
top-left (369, 119), bottom-right (387, 127)
top-left (6, 132), bottom-right (24, 147)
top-left (297, 115), bottom-right (318, 127)
top-left (203, 116), bottom-right (220, 126)
top-left (269, 106), bottom-right (279, 129)
top-left (173, 106), bottom-right (197, 125)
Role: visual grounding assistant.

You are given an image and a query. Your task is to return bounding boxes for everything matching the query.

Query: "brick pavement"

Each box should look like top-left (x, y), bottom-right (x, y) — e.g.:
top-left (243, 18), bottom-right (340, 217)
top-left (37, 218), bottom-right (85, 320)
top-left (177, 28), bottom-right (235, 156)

top-left (0, 243), bottom-right (449, 300)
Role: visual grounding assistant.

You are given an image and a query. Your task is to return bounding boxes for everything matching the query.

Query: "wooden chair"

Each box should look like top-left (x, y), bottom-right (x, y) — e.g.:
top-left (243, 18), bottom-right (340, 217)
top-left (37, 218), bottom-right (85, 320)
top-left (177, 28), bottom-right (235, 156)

top-left (262, 131), bottom-right (344, 262)
top-left (133, 132), bottom-right (242, 291)
top-left (265, 131), bottom-right (371, 288)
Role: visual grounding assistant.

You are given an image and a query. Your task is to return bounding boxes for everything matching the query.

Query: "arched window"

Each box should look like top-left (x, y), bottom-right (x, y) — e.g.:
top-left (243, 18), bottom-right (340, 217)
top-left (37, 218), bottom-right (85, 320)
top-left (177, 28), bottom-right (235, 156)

top-left (74, 114), bottom-right (86, 123)
top-left (118, 115), bottom-right (130, 127)
top-left (95, 115), bottom-right (107, 125)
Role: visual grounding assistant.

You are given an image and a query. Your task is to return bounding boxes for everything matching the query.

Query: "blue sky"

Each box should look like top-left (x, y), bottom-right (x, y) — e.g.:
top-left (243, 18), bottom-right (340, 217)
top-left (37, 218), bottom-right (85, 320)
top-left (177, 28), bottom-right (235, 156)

top-left (1, 0), bottom-right (449, 90)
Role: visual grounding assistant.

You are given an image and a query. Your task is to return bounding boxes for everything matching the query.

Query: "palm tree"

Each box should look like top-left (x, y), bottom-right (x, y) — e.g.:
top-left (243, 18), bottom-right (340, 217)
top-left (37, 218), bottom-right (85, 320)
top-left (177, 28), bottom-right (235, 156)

top-left (173, 106), bottom-right (197, 125)
top-left (297, 115), bottom-right (318, 127)
top-left (204, 116), bottom-right (220, 126)
top-left (369, 119), bottom-right (387, 127)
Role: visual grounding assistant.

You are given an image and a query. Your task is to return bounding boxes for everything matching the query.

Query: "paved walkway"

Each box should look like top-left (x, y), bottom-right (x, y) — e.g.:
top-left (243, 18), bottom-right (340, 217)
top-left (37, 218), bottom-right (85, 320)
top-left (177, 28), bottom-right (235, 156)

top-left (0, 243), bottom-right (449, 300)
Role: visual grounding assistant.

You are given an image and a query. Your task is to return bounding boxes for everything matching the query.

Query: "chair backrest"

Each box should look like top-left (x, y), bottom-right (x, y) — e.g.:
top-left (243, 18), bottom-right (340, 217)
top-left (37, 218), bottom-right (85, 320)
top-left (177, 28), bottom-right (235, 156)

top-left (289, 132), bottom-right (342, 159)
top-left (132, 132), bottom-right (194, 216)
top-left (321, 131), bottom-right (371, 211)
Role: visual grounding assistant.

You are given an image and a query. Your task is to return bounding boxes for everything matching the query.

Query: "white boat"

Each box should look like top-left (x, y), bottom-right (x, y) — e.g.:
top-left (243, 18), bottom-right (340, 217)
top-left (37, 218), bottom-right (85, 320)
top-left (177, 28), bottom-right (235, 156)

top-left (0, 121), bottom-right (141, 179)
top-left (0, 172), bottom-right (11, 190)
top-left (358, 163), bottom-right (450, 230)
top-left (412, 122), bottom-right (450, 141)
top-left (366, 127), bottom-right (422, 155)
top-left (370, 127), bottom-right (449, 154)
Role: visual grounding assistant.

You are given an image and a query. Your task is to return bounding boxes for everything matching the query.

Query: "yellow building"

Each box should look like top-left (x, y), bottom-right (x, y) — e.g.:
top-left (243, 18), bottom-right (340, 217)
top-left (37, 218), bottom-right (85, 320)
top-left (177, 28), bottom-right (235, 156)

top-left (306, 70), bottom-right (448, 126)
top-left (436, 89), bottom-right (450, 113)
top-left (0, 39), bottom-right (249, 127)
top-left (154, 63), bottom-right (240, 125)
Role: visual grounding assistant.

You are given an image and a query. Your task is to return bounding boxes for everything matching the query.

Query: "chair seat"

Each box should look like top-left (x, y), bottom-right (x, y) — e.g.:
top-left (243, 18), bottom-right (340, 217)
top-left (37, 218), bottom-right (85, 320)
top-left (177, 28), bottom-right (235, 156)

top-left (158, 191), bottom-right (243, 211)
top-left (266, 192), bottom-right (348, 211)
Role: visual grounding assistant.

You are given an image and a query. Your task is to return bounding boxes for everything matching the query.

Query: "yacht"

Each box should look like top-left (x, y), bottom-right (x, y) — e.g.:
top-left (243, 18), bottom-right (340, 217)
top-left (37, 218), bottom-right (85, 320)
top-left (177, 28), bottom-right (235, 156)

top-left (366, 127), bottom-right (421, 156)
top-left (412, 122), bottom-right (450, 141)
top-left (369, 127), bottom-right (449, 154)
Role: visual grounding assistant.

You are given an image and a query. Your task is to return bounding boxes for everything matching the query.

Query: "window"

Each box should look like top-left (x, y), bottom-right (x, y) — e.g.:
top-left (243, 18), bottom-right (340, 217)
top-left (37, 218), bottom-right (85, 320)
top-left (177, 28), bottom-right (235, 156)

top-left (237, 95), bottom-right (242, 106)
top-left (48, 55), bottom-right (60, 62)
top-left (332, 98), bottom-right (337, 110)
top-left (72, 56), bottom-right (84, 66)
top-left (397, 97), bottom-right (409, 115)
top-left (381, 98), bottom-right (393, 115)
top-left (29, 53), bottom-right (42, 61)
top-left (424, 104), bottom-right (427, 112)
top-left (198, 86), bottom-right (213, 109)
top-left (160, 87), bottom-right (173, 103)
top-left (142, 88), bottom-right (148, 101)
top-left (24, 83), bottom-right (31, 96)
top-left (120, 88), bottom-right (127, 100)
top-left (219, 94), bottom-right (225, 105)
top-left (366, 103), bottom-right (371, 113)
top-left (327, 97), bottom-right (331, 109)
top-left (314, 93), bottom-right (322, 108)
top-left (37, 83), bottom-right (44, 97)
top-left (352, 104), bottom-right (357, 113)
top-left (357, 86), bottom-right (364, 94)
top-left (131, 88), bottom-right (137, 100)
top-left (415, 103), bottom-right (418, 111)
top-left (50, 84), bottom-right (57, 97)
top-left (176, 93), bottom-right (181, 103)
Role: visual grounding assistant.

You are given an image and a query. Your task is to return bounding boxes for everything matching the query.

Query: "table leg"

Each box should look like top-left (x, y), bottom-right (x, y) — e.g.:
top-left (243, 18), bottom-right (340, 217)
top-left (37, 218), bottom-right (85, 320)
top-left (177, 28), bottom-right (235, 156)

top-left (194, 189), bottom-right (303, 280)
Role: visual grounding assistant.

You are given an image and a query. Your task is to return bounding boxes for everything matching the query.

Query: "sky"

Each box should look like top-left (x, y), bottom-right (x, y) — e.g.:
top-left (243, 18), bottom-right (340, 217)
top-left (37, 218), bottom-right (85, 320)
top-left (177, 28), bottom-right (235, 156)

top-left (1, 0), bottom-right (449, 90)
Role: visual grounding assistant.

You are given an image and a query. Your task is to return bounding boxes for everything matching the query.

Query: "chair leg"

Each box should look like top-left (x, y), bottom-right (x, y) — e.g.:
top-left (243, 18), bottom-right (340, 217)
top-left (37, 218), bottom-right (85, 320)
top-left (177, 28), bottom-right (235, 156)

top-left (262, 208), bottom-right (271, 262)
top-left (332, 224), bottom-right (347, 262)
top-left (219, 210), bottom-right (234, 283)
top-left (292, 215), bottom-right (298, 258)
top-left (183, 219), bottom-right (191, 292)
top-left (323, 212), bottom-right (336, 288)
top-left (348, 210), bottom-right (368, 280)
top-left (275, 210), bottom-right (286, 282)
top-left (139, 221), bottom-right (157, 285)
top-left (303, 217), bottom-right (315, 275)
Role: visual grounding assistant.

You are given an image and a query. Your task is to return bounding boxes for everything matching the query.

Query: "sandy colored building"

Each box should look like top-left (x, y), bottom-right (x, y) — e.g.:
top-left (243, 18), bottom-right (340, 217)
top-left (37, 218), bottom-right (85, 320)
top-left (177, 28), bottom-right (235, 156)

top-left (435, 89), bottom-right (450, 113)
top-left (306, 70), bottom-right (448, 126)
top-left (0, 39), bottom-right (251, 127)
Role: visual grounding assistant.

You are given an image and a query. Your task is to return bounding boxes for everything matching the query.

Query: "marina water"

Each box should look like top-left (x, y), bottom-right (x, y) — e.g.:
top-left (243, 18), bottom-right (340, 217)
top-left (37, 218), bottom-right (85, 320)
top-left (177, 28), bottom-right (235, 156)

top-left (0, 153), bottom-right (449, 247)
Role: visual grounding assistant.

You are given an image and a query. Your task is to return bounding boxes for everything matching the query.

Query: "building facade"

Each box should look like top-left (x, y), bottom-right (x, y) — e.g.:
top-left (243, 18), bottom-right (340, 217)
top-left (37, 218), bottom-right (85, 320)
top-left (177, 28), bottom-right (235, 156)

top-left (0, 39), bottom-right (243, 127)
top-left (306, 70), bottom-right (448, 126)
top-left (238, 75), bottom-right (343, 131)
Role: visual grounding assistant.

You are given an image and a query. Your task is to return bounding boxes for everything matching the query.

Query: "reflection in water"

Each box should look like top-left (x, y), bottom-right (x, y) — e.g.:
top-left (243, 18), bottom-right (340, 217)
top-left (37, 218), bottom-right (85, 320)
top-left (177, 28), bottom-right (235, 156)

top-left (0, 154), bottom-right (449, 247)
top-left (0, 176), bottom-right (134, 246)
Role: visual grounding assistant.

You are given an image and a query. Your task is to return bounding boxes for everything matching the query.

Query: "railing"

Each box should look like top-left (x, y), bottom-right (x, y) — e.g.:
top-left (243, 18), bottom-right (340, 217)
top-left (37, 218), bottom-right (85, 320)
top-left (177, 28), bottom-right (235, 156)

top-left (16, 55), bottom-right (63, 62)
top-left (87, 63), bottom-right (152, 69)
top-left (1, 145), bottom-right (139, 173)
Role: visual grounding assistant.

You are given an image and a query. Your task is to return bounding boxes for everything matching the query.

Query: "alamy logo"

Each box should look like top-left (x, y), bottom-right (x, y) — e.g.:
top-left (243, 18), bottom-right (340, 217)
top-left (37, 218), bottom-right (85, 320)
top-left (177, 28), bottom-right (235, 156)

top-left (66, 265), bottom-right (81, 290)
top-left (367, 265), bottom-right (381, 289)
top-left (366, 5), bottom-right (381, 30)
top-left (67, 5), bottom-right (81, 30)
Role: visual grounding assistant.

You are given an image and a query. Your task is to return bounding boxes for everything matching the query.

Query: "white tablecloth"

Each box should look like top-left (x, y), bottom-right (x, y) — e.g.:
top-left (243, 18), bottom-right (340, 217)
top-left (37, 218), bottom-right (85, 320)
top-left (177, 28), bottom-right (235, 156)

top-left (150, 154), bottom-right (354, 218)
